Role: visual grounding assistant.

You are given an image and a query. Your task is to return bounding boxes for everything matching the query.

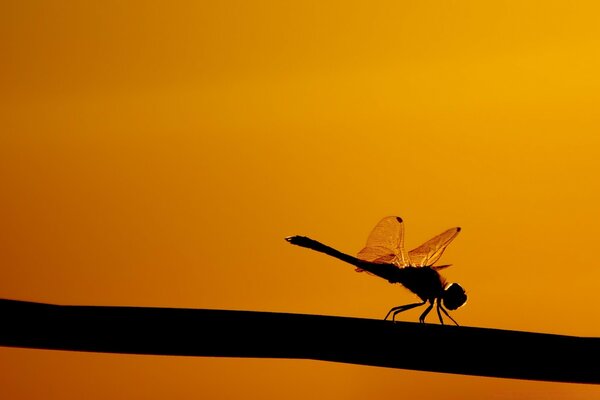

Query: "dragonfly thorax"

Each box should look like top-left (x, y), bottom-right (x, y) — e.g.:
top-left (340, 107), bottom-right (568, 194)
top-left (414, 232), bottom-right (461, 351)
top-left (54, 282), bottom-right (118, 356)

top-left (395, 266), bottom-right (446, 302)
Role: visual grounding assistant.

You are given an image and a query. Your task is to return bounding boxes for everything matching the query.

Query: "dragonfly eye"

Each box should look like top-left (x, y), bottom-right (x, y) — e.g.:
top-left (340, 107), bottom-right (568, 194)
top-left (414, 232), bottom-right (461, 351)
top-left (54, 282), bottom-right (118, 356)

top-left (442, 283), bottom-right (467, 310)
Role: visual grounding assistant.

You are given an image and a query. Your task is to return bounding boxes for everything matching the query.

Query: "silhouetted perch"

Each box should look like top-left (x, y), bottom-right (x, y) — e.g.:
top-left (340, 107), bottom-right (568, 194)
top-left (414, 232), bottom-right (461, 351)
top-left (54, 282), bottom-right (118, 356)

top-left (0, 299), bottom-right (598, 384)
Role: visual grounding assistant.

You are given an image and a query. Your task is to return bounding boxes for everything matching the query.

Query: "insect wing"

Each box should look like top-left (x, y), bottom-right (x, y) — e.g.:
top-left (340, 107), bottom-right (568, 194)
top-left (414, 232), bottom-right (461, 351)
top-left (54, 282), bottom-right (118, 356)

top-left (357, 216), bottom-right (409, 267)
top-left (408, 227), bottom-right (461, 267)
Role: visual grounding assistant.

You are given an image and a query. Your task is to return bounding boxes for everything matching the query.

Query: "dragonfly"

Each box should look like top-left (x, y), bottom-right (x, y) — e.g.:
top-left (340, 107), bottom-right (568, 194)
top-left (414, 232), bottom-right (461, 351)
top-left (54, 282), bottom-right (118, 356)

top-left (285, 216), bottom-right (467, 325)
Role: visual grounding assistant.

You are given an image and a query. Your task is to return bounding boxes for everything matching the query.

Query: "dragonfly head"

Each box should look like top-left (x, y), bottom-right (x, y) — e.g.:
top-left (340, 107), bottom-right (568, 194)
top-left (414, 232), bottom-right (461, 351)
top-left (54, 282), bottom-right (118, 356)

top-left (442, 283), bottom-right (467, 310)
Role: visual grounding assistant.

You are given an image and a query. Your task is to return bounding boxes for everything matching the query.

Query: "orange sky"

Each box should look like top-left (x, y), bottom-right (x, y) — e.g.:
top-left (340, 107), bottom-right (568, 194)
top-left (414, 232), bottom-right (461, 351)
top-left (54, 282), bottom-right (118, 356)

top-left (2, 1), bottom-right (600, 398)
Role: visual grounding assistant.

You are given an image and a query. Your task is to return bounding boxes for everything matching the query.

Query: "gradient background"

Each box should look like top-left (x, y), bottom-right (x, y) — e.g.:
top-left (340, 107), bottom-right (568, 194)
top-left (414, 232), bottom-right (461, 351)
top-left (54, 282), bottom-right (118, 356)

top-left (2, 1), bottom-right (600, 398)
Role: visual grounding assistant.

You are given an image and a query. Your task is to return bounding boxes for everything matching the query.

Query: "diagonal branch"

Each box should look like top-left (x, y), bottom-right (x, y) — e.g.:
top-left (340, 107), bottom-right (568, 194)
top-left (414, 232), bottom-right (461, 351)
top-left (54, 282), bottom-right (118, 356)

top-left (0, 299), bottom-right (598, 384)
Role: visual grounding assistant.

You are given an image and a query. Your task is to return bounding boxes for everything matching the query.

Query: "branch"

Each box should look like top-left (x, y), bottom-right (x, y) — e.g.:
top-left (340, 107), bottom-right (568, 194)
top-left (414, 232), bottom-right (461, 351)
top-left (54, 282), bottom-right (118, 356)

top-left (1, 299), bottom-right (598, 384)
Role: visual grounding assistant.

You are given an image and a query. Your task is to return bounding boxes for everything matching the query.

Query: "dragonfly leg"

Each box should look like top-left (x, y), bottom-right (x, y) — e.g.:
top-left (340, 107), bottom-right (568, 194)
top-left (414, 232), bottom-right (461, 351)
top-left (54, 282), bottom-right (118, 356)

top-left (439, 305), bottom-right (460, 326)
top-left (418, 302), bottom-right (434, 323)
top-left (436, 300), bottom-right (444, 325)
top-left (384, 300), bottom-right (427, 322)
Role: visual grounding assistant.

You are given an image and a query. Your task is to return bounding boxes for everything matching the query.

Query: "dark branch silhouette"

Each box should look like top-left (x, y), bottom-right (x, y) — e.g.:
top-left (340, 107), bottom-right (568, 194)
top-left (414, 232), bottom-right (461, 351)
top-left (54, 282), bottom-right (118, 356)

top-left (1, 298), bottom-right (599, 384)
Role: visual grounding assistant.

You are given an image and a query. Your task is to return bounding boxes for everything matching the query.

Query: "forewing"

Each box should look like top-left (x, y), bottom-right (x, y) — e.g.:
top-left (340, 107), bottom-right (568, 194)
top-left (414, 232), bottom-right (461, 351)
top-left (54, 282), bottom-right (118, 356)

top-left (408, 227), bottom-right (461, 267)
top-left (357, 216), bottom-right (409, 266)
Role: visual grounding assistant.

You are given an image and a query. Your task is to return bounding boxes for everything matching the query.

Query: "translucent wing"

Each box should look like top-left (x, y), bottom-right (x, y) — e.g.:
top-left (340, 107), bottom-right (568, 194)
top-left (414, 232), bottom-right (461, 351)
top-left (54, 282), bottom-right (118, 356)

top-left (408, 227), bottom-right (461, 267)
top-left (357, 216), bottom-right (409, 267)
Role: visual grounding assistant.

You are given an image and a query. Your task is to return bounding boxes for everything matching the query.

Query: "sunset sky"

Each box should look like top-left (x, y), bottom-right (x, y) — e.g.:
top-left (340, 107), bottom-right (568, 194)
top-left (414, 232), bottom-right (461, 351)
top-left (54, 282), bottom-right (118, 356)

top-left (2, 1), bottom-right (600, 398)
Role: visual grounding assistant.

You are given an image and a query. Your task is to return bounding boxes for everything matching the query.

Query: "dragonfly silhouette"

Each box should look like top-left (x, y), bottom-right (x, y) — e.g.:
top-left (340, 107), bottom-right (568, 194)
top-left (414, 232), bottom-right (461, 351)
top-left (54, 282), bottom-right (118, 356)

top-left (286, 216), bottom-right (467, 325)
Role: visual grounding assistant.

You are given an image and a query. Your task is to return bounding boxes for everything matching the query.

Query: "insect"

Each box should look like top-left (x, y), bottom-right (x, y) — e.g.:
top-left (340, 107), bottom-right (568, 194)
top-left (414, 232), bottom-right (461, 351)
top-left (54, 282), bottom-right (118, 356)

top-left (285, 216), bottom-right (467, 325)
